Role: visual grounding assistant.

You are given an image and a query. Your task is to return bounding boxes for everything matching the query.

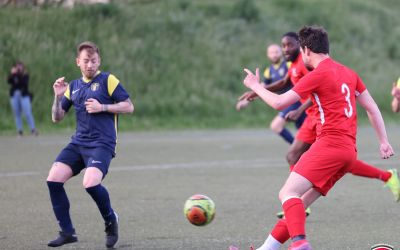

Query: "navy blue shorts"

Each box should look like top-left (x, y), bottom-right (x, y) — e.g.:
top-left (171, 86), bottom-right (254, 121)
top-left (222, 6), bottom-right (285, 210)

top-left (55, 143), bottom-right (114, 177)
top-left (278, 101), bottom-right (307, 129)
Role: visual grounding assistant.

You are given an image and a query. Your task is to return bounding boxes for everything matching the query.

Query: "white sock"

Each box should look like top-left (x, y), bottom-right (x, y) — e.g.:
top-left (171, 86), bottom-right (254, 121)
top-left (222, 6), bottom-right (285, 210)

top-left (256, 234), bottom-right (282, 250)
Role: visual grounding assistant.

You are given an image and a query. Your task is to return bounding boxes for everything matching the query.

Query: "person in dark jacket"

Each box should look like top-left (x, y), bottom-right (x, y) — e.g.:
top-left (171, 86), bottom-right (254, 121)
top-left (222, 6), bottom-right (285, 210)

top-left (8, 61), bottom-right (38, 136)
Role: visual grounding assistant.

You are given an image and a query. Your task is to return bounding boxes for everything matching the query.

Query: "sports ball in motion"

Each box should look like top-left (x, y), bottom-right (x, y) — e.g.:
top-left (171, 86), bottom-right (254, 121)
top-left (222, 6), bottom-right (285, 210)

top-left (184, 194), bottom-right (215, 226)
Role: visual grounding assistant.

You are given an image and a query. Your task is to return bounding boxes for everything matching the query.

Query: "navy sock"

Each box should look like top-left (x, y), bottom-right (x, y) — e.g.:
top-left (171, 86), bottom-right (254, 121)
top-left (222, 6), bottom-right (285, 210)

top-left (292, 235), bottom-right (306, 242)
top-left (86, 184), bottom-right (116, 223)
top-left (279, 128), bottom-right (294, 144)
top-left (47, 181), bottom-right (74, 234)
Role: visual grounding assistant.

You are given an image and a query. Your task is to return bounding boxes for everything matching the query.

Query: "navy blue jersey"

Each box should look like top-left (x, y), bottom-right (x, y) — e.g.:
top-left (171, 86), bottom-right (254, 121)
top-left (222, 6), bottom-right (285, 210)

top-left (263, 60), bottom-right (292, 94)
top-left (61, 71), bottom-right (130, 154)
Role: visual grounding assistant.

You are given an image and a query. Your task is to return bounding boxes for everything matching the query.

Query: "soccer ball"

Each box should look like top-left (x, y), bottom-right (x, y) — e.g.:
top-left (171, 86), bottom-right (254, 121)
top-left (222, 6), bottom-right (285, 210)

top-left (184, 194), bottom-right (215, 226)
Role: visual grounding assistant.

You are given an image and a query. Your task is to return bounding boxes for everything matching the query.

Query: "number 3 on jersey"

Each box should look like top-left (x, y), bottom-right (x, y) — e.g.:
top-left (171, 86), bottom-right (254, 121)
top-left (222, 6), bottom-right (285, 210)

top-left (341, 83), bottom-right (353, 118)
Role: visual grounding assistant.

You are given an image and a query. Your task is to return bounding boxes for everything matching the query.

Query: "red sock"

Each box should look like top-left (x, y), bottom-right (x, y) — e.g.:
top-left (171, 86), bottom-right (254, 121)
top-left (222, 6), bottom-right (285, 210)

top-left (270, 219), bottom-right (290, 243)
top-left (282, 197), bottom-right (306, 238)
top-left (349, 160), bottom-right (391, 182)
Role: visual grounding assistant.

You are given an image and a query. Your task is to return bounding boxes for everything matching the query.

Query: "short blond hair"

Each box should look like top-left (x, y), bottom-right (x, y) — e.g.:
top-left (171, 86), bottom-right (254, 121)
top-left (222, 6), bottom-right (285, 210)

top-left (77, 41), bottom-right (100, 57)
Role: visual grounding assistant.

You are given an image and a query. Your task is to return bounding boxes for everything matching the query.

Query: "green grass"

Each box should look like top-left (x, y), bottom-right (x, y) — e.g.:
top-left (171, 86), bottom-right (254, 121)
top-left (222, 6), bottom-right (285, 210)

top-left (1, 0), bottom-right (399, 134)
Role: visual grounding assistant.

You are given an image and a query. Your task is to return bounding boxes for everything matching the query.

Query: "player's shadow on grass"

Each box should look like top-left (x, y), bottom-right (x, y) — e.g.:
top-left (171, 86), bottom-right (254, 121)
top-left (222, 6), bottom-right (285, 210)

top-left (117, 243), bottom-right (133, 249)
top-left (92, 243), bottom-right (132, 249)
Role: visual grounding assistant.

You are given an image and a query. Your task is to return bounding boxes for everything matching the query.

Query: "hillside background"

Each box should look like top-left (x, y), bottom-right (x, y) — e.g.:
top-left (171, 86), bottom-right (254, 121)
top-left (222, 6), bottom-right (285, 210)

top-left (1, 0), bottom-right (399, 134)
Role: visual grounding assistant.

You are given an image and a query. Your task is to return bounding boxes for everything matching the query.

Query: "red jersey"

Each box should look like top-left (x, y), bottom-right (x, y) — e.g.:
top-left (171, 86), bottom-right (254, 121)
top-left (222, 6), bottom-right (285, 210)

top-left (288, 53), bottom-right (309, 85)
top-left (292, 58), bottom-right (366, 145)
top-left (288, 53), bottom-right (314, 116)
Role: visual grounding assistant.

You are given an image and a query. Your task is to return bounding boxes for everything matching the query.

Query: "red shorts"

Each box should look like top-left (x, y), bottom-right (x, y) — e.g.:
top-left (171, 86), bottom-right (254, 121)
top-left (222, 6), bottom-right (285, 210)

top-left (293, 137), bottom-right (357, 196)
top-left (295, 116), bottom-right (317, 145)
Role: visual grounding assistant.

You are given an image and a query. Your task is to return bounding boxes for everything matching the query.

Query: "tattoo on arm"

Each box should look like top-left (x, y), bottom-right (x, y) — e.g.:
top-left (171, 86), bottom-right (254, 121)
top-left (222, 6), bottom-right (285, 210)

top-left (115, 98), bottom-right (133, 113)
top-left (52, 95), bottom-right (65, 122)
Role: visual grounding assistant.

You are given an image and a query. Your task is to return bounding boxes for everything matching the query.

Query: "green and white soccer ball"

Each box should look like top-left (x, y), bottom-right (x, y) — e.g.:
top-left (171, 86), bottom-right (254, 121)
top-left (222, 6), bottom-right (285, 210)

top-left (184, 194), bottom-right (215, 226)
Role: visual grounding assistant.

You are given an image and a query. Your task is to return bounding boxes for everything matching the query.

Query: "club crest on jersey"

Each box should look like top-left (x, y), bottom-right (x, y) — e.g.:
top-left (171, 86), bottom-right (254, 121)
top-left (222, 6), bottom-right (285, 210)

top-left (91, 82), bottom-right (100, 91)
top-left (371, 244), bottom-right (394, 250)
top-left (279, 68), bottom-right (285, 77)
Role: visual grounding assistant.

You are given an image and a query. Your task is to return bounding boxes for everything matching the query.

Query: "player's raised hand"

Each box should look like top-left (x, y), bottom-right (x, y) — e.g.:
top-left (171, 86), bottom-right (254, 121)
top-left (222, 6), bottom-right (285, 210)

top-left (238, 91), bottom-right (259, 102)
top-left (53, 77), bottom-right (68, 97)
top-left (85, 98), bottom-right (102, 113)
top-left (236, 99), bottom-right (250, 111)
top-left (238, 91), bottom-right (252, 101)
top-left (380, 142), bottom-right (394, 159)
top-left (391, 83), bottom-right (400, 99)
top-left (285, 109), bottom-right (302, 121)
top-left (243, 68), bottom-right (260, 89)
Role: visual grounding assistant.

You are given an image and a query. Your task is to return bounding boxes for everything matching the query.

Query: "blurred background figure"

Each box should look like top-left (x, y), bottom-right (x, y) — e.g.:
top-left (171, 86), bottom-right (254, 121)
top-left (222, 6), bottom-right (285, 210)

top-left (7, 61), bottom-right (38, 137)
top-left (236, 43), bottom-right (305, 144)
top-left (391, 77), bottom-right (400, 113)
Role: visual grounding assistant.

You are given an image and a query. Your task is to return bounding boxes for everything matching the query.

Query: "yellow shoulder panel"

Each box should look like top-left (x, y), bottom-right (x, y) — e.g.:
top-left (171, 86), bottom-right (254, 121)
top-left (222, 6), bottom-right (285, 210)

top-left (107, 74), bottom-right (120, 96)
top-left (64, 84), bottom-right (71, 100)
top-left (263, 67), bottom-right (270, 79)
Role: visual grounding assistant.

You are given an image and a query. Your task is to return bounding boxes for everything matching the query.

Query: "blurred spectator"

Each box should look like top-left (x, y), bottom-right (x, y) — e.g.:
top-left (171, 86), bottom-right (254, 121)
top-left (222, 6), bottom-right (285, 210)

top-left (391, 77), bottom-right (400, 113)
top-left (7, 61), bottom-right (38, 136)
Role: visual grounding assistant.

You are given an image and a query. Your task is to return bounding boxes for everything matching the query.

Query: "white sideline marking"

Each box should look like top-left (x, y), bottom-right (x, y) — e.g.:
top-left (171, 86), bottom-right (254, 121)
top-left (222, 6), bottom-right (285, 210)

top-left (0, 158), bottom-right (283, 178)
top-left (112, 158), bottom-right (283, 171)
top-left (0, 171), bottom-right (40, 177)
top-left (0, 158), bottom-right (388, 178)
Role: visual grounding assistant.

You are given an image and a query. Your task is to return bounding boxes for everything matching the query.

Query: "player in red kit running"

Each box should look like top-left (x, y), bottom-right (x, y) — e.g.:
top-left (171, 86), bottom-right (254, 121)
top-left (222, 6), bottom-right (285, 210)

top-left (238, 32), bottom-right (400, 221)
top-left (237, 26), bottom-right (394, 250)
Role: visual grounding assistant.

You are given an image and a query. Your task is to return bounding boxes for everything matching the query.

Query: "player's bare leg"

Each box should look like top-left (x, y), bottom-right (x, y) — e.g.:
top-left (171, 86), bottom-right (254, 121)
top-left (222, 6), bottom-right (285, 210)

top-left (47, 162), bottom-right (77, 247)
top-left (278, 172), bottom-right (313, 250)
top-left (349, 160), bottom-right (400, 201)
top-left (276, 139), bottom-right (312, 219)
top-left (301, 188), bottom-right (321, 209)
top-left (244, 189), bottom-right (320, 250)
top-left (82, 167), bottom-right (103, 188)
top-left (84, 167), bottom-right (118, 248)
top-left (270, 116), bottom-right (294, 144)
top-left (286, 139), bottom-right (311, 168)
top-left (47, 162), bottom-right (74, 183)
top-left (228, 180), bottom-right (319, 250)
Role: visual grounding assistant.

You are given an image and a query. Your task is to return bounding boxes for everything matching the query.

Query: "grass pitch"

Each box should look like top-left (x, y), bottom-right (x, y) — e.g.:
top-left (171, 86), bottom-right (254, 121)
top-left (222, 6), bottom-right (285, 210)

top-left (0, 127), bottom-right (399, 249)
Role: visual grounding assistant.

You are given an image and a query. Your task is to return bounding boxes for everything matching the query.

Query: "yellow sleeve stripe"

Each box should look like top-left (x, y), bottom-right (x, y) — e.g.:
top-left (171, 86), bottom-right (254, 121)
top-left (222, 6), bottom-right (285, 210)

top-left (397, 77), bottom-right (400, 88)
top-left (263, 68), bottom-right (270, 79)
top-left (107, 74), bottom-right (120, 96)
top-left (64, 84), bottom-right (71, 100)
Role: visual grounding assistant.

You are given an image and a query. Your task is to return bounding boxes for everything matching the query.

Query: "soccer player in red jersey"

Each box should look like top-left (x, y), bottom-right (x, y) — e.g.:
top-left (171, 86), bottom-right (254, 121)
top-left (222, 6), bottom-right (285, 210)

top-left (238, 32), bottom-right (400, 222)
top-left (237, 32), bottom-right (315, 168)
top-left (237, 43), bottom-right (306, 144)
top-left (242, 26), bottom-right (394, 250)
top-left (237, 33), bottom-right (313, 166)
top-left (280, 33), bottom-right (400, 217)
top-left (280, 33), bottom-right (314, 168)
